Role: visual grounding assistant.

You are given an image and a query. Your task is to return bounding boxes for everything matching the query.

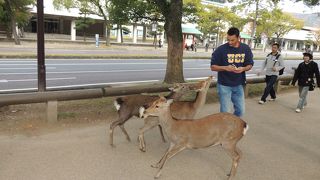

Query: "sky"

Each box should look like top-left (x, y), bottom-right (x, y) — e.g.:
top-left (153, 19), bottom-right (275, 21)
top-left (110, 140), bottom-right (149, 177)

top-left (226, 0), bottom-right (320, 14)
top-left (279, 0), bottom-right (320, 13)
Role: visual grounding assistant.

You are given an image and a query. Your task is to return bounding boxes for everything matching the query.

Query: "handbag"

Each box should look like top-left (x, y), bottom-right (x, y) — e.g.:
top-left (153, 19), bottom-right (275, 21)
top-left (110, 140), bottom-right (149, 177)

top-left (309, 82), bottom-right (315, 91)
top-left (279, 67), bottom-right (285, 75)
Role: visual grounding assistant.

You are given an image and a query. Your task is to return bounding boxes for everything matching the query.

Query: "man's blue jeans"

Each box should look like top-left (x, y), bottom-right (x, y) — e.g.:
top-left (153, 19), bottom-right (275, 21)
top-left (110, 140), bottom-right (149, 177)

top-left (217, 83), bottom-right (245, 117)
top-left (261, 75), bottom-right (278, 102)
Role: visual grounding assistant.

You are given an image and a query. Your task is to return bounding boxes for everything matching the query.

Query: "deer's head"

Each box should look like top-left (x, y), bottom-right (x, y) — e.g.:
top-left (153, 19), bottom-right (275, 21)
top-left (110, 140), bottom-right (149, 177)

top-left (139, 97), bottom-right (173, 118)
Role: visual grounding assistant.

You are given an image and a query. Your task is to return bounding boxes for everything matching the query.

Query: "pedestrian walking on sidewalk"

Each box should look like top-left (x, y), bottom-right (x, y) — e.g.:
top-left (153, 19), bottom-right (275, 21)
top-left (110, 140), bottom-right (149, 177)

top-left (158, 39), bottom-right (162, 48)
top-left (210, 27), bottom-right (254, 117)
top-left (205, 43), bottom-right (209, 52)
top-left (291, 52), bottom-right (320, 113)
top-left (257, 42), bottom-right (285, 104)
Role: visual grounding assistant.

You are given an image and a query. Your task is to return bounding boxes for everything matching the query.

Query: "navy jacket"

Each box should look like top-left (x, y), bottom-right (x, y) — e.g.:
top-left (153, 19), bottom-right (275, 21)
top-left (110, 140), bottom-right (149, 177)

top-left (211, 43), bottom-right (254, 86)
top-left (292, 61), bottom-right (320, 87)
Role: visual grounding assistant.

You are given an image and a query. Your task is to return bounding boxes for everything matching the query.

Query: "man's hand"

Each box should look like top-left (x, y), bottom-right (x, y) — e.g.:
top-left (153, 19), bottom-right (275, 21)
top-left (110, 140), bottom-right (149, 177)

top-left (225, 65), bottom-right (237, 72)
top-left (272, 67), bottom-right (277, 72)
top-left (233, 67), bottom-right (245, 74)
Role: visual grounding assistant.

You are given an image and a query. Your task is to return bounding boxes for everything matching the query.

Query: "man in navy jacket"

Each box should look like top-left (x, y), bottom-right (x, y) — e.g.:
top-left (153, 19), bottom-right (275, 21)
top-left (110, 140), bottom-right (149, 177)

top-left (211, 27), bottom-right (254, 117)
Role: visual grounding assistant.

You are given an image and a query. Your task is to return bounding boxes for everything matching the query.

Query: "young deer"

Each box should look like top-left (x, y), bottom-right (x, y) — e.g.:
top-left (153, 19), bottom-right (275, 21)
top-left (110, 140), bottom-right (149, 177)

top-left (138, 76), bottom-right (213, 152)
top-left (139, 97), bottom-right (249, 179)
top-left (110, 83), bottom-right (198, 147)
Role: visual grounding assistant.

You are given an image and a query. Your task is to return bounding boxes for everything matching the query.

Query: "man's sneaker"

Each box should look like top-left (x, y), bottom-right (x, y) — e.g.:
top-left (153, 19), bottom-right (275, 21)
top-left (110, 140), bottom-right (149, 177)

top-left (258, 100), bottom-right (266, 104)
top-left (295, 108), bottom-right (301, 113)
top-left (268, 98), bottom-right (276, 101)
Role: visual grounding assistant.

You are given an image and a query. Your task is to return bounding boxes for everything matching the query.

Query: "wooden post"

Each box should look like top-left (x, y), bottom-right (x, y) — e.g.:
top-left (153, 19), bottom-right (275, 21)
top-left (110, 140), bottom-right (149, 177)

top-left (274, 80), bottom-right (281, 93)
top-left (244, 85), bottom-right (249, 98)
top-left (47, 101), bottom-right (58, 123)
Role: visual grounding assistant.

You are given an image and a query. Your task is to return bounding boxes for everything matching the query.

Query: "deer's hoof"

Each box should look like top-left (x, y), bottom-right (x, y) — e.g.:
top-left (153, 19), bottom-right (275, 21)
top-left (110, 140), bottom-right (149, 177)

top-left (139, 147), bottom-right (146, 152)
top-left (154, 171), bottom-right (161, 179)
top-left (151, 164), bottom-right (159, 168)
top-left (110, 144), bottom-right (116, 148)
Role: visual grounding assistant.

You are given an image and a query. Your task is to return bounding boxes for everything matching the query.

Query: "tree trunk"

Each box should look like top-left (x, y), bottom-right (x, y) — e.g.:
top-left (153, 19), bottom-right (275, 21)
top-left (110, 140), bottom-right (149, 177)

top-left (249, 0), bottom-right (259, 48)
top-left (105, 21), bottom-right (111, 46)
top-left (11, 17), bottom-right (20, 45)
top-left (120, 25), bottom-right (124, 43)
top-left (142, 25), bottom-right (147, 42)
top-left (163, 0), bottom-right (184, 83)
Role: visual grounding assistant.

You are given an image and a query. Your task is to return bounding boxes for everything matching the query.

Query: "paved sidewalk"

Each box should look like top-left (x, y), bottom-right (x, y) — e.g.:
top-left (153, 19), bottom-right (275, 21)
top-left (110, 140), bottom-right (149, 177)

top-left (0, 90), bottom-right (320, 180)
top-left (0, 41), bottom-right (319, 59)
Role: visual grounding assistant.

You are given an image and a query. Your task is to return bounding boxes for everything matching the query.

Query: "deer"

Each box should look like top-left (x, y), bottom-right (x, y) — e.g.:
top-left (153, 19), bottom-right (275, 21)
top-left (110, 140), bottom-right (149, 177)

top-left (109, 82), bottom-right (202, 147)
top-left (139, 97), bottom-right (249, 179)
top-left (138, 76), bottom-right (213, 152)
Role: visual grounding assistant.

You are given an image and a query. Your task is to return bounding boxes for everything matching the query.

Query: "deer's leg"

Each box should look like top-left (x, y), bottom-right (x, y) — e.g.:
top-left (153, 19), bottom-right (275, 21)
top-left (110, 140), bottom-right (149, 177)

top-left (109, 120), bottom-right (121, 147)
top-left (153, 143), bottom-right (186, 179)
top-left (151, 145), bottom-right (171, 169)
top-left (119, 124), bottom-right (131, 142)
top-left (222, 142), bottom-right (241, 180)
top-left (138, 117), bottom-right (160, 152)
top-left (158, 125), bottom-right (166, 143)
top-left (109, 114), bottom-right (130, 147)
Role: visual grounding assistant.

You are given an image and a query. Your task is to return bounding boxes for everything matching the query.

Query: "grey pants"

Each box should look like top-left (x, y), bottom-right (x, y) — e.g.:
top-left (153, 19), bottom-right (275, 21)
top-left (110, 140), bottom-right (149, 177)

top-left (297, 86), bottom-right (309, 109)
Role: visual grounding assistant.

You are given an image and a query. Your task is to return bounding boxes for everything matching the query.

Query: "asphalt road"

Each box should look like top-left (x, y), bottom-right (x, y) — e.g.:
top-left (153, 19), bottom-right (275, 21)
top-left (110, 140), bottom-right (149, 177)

top-left (0, 59), bottom-right (315, 93)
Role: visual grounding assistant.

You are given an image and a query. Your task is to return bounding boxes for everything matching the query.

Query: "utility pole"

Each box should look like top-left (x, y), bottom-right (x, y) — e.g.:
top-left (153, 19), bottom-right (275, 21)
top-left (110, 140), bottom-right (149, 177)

top-left (37, 0), bottom-right (46, 91)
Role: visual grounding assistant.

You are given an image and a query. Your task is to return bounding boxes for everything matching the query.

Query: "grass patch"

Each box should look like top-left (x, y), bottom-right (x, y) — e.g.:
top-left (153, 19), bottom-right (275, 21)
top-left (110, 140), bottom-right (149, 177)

top-left (58, 112), bottom-right (76, 119)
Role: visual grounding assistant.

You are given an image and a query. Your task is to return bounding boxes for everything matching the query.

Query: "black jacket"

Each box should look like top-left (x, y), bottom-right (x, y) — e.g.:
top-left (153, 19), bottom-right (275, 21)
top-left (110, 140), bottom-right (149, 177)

top-left (292, 61), bottom-right (320, 87)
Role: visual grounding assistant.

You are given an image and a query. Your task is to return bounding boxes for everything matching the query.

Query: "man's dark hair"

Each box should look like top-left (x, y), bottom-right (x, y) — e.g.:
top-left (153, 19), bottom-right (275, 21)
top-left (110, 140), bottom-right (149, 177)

top-left (227, 27), bottom-right (240, 37)
top-left (272, 42), bottom-right (280, 48)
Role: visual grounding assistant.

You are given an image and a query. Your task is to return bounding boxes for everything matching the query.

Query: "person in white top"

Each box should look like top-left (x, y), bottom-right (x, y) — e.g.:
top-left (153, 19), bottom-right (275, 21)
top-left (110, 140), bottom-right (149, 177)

top-left (257, 42), bottom-right (285, 104)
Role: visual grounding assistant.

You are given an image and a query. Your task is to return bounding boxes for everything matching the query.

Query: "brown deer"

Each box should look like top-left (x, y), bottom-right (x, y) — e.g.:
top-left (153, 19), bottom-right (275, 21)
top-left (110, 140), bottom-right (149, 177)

top-left (139, 97), bottom-right (248, 179)
top-left (138, 76), bottom-right (213, 152)
top-left (109, 83), bottom-right (200, 147)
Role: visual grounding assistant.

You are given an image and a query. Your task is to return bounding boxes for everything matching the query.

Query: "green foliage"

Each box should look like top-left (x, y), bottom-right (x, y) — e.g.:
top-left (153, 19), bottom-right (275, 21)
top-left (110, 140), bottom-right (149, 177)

top-left (197, 5), bottom-right (247, 39)
top-left (256, 8), bottom-right (303, 40)
top-left (53, 0), bottom-right (75, 9)
top-left (75, 1), bottom-right (95, 31)
top-left (305, 39), bottom-right (313, 45)
top-left (182, 0), bottom-right (202, 23)
top-left (295, 0), bottom-right (320, 6)
top-left (0, 0), bottom-right (34, 38)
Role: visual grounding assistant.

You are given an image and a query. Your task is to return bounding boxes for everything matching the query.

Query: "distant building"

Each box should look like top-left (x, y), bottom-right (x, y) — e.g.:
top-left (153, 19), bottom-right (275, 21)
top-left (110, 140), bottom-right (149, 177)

top-left (202, 0), bottom-right (227, 7)
top-left (278, 13), bottom-right (320, 51)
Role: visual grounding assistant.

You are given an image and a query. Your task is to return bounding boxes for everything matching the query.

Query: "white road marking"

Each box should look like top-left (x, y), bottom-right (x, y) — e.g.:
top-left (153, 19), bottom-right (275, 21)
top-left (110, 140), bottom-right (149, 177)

top-left (0, 67), bottom-right (56, 70)
top-left (0, 88), bottom-right (38, 92)
top-left (186, 77), bottom-right (211, 80)
top-left (0, 77), bottom-right (77, 83)
top-left (0, 67), bottom-right (209, 75)
top-left (0, 80), bottom-right (160, 92)
top-left (0, 63), bottom-right (167, 66)
top-left (0, 79), bottom-right (8, 83)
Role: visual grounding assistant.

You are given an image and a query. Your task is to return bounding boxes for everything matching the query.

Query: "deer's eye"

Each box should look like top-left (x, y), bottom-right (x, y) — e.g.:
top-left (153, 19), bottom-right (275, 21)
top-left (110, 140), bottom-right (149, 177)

top-left (156, 105), bottom-right (159, 108)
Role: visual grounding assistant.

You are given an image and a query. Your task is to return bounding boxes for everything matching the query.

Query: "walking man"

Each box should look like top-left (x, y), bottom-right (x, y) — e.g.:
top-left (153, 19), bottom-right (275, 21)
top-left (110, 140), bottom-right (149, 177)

top-left (210, 27), bottom-right (254, 117)
top-left (257, 42), bottom-right (285, 104)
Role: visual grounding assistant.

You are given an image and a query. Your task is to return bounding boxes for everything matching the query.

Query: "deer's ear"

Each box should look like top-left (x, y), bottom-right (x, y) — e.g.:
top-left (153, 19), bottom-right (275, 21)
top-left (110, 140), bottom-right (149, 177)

top-left (142, 104), bottom-right (149, 109)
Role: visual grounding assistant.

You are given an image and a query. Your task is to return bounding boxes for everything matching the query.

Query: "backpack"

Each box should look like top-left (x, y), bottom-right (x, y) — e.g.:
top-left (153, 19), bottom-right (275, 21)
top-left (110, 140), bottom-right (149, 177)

top-left (267, 53), bottom-right (285, 75)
